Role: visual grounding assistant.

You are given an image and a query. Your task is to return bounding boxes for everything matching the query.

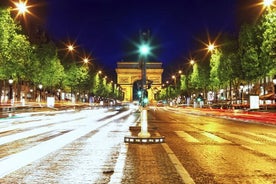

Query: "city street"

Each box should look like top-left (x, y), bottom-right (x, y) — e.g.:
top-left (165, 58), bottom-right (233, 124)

top-left (150, 107), bottom-right (276, 183)
top-left (1, 0), bottom-right (276, 183)
top-left (0, 106), bottom-right (275, 183)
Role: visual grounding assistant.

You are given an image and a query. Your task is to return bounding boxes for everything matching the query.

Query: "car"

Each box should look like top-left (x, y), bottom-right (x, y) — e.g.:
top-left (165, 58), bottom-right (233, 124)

top-left (157, 100), bottom-right (164, 107)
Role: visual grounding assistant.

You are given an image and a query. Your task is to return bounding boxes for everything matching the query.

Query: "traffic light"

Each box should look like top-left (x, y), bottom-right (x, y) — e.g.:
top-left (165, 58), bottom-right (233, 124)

top-left (142, 90), bottom-right (148, 106)
top-left (137, 90), bottom-right (142, 98)
top-left (196, 94), bottom-right (203, 102)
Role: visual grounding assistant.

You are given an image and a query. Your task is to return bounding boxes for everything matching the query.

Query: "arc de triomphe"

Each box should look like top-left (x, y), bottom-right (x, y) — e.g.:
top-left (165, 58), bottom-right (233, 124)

top-left (115, 61), bottom-right (163, 102)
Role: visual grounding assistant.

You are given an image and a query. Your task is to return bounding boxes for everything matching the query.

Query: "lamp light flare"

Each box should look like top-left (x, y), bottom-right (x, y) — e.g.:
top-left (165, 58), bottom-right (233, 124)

top-left (263, 0), bottom-right (274, 7)
top-left (208, 44), bottom-right (215, 51)
top-left (67, 45), bottom-right (74, 52)
top-left (83, 58), bottom-right (89, 63)
top-left (16, 1), bottom-right (28, 14)
top-left (139, 44), bottom-right (150, 55)
top-left (12, 0), bottom-right (36, 19)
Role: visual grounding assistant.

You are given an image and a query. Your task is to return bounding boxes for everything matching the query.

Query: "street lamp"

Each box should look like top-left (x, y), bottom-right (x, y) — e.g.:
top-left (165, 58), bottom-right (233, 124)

top-left (138, 38), bottom-right (151, 138)
top-left (263, 0), bottom-right (274, 7)
top-left (83, 58), bottom-right (89, 64)
top-left (139, 44), bottom-right (150, 107)
top-left (139, 44), bottom-right (150, 56)
top-left (208, 43), bottom-right (215, 52)
top-left (240, 83), bottom-right (244, 104)
top-left (38, 84), bottom-right (43, 102)
top-left (8, 78), bottom-right (14, 104)
top-left (172, 75), bottom-right (176, 84)
top-left (67, 44), bottom-right (74, 52)
top-left (273, 75), bottom-right (276, 102)
top-left (12, 0), bottom-right (35, 21)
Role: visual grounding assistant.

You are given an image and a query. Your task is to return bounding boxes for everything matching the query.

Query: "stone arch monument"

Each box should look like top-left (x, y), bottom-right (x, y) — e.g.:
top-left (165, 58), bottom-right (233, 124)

top-left (115, 61), bottom-right (163, 102)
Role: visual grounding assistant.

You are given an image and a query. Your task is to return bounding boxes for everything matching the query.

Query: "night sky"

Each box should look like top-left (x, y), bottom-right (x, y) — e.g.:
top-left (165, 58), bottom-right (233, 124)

top-left (2, 0), bottom-right (262, 81)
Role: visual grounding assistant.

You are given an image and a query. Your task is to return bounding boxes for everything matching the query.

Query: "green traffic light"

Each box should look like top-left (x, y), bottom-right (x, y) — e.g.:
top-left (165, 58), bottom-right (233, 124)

top-left (137, 90), bottom-right (142, 97)
top-left (143, 98), bottom-right (148, 104)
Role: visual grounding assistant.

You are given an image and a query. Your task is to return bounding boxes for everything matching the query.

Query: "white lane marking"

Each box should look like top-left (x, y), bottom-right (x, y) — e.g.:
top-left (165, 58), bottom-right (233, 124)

top-left (226, 132), bottom-right (263, 144)
top-left (0, 110), bottom-right (132, 178)
top-left (0, 110), bottom-right (117, 146)
top-left (108, 143), bottom-right (128, 184)
top-left (202, 132), bottom-right (232, 144)
top-left (109, 115), bottom-right (137, 184)
top-left (175, 131), bottom-right (200, 143)
top-left (243, 132), bottom-right (276, 143)
top-left (161, 143), bottom-right (195, 184)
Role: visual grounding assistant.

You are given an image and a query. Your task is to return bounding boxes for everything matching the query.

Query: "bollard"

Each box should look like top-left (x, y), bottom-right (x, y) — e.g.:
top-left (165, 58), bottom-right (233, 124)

top-left (138, 109), bottom-right (151, 138)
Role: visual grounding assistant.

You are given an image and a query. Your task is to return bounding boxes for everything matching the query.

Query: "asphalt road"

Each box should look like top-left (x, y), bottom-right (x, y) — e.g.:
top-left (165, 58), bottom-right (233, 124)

top-left (0, 106), bottom-right (275, 183)
top-left (0, 107), bottom-right (138, 183)
top-left (149, 107), bottom-right (276, 183)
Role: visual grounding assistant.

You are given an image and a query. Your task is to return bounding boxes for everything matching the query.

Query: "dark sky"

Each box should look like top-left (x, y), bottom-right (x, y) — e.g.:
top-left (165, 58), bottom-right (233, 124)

top-left (2, 0), bottom-right (262, 81)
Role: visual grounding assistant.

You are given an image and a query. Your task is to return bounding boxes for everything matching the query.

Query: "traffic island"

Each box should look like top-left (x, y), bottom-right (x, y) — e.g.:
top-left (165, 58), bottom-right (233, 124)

top-left (124, 136), bottom-right (165, 144)
top-left (124, 109), bottom-right (165, 144)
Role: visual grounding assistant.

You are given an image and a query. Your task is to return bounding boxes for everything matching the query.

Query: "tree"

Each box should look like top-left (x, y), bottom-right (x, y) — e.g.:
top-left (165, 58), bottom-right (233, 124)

top-left (190, 63), bottom-right (200, 90)
top-left (32, 42), bottom-right (65, 95)
top-left (0, 8), bottom-right (33, 101)
top-left (259, 8), bottom-right (276, 75)
top-left (219, 36), bottom-right (239, 101)
top-left (238, 24), bottom-right (262, 82)
top-left (64, 64), bottom-right (88, 99)
top-left (209, 49), bottom-right (221, 90)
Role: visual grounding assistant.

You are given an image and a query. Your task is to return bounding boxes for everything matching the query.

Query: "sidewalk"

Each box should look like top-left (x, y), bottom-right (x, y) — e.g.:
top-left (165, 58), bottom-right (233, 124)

top-left (0, 101), bottom-right (91, 119)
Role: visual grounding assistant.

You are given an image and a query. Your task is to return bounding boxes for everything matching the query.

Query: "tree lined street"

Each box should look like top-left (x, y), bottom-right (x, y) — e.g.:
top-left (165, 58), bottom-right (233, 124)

top-left (0, 106), bottom-right (275, 183)
top-left (0, 0), bottom-right (276, 183)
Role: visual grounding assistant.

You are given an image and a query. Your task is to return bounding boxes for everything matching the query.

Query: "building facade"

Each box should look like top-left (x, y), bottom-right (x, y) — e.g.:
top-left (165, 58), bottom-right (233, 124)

top-left (115, 61), bottom-right (163, 102)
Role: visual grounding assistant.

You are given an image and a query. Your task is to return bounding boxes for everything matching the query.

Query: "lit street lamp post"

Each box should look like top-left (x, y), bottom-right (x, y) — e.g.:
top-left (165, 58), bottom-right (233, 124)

top-left (8, 78), bottom-right (14, 104)
top-left (273, 75), bottom-right (276, 103)
top-left (138, 43), bottom-right (150, 138)
top-left (240, 83), bottom-right (244, 104)
top-left (124, 31), bottom-right (165, 144)
top-left (38, 84), bottom-right (43, 103)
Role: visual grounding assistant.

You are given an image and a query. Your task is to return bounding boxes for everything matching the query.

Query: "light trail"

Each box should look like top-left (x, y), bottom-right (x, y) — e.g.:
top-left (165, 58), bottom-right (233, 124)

top-left (0, 109), bottom-right (132, 178)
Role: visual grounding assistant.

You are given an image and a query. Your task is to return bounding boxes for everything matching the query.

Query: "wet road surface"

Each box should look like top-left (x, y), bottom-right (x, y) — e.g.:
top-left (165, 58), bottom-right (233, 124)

top-left (151, 107), bottom-right (276, 183)
top-left (0, 108), bottom-right (137, 183)
top-left (0, 106), bottom-right (275, 183)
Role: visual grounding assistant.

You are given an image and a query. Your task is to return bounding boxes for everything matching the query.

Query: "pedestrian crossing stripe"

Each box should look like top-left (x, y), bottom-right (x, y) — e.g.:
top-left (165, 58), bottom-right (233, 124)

top-left (227, 132), bottom-right (263, 144)
top-left (242, 131), bottom-right (276, 143)
top-left (201, 132), bottom-right (231, 144)
top-left (175, 131), bottom-right (199, 143)
top-left (174, 131), bottom-right (274, 144)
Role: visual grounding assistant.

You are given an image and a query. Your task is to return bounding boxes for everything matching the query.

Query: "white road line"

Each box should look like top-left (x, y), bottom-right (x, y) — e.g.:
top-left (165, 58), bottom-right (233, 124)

top-left (175, 131), bottom-right (200, 143)
top-left (243, 132), bottom-right (276, 143)
top-left (161, 143), bottom-right (195, 184)
top-left (108, 143), bottom-right (128, 184)
top-left (202, 132), bottom-right (232, 144)
top-left (226, 132), bottom-right (263, 144)
top-left (264, 132), bottom-right (276, 139)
